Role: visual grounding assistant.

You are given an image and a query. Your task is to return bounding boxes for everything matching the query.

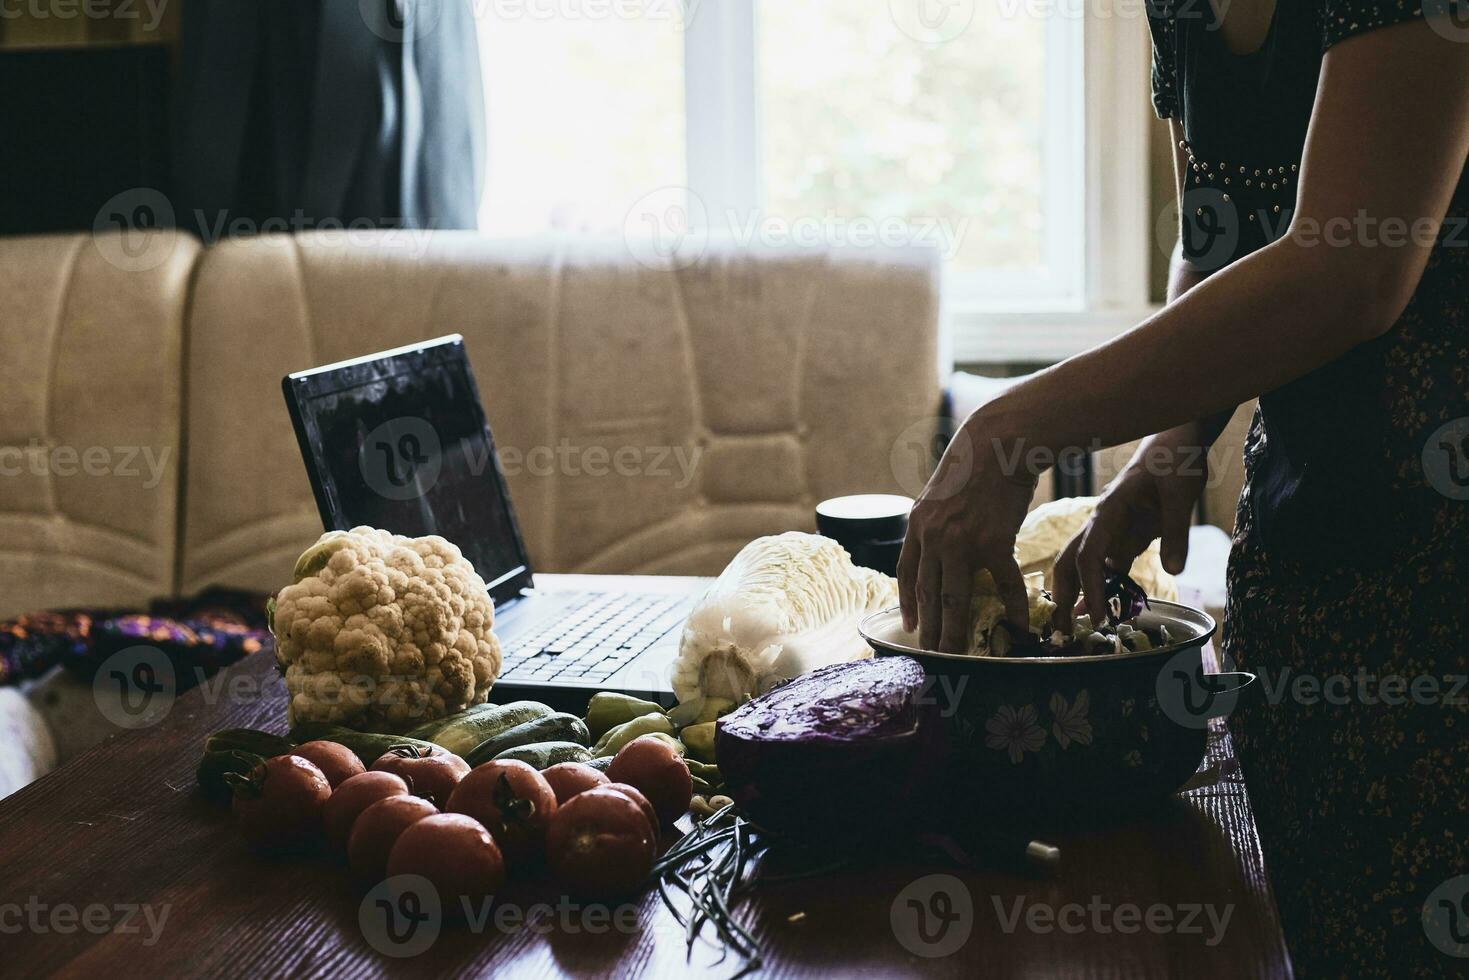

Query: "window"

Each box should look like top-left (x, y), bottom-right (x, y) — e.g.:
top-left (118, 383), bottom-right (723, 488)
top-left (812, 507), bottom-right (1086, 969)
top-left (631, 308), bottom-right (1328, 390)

top-left (475, 2), bottom-right (1153, 360)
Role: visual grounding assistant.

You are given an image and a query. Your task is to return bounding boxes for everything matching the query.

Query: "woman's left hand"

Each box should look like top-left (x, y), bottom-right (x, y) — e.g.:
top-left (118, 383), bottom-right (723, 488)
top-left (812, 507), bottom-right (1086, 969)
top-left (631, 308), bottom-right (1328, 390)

top-left (897, 417), bottom-right (1038, 653)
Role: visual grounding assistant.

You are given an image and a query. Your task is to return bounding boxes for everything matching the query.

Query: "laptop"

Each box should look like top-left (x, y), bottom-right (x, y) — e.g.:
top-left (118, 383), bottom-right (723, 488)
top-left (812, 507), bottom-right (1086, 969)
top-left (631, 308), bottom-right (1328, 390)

top-left (281, 335), bottom-right (705, 713)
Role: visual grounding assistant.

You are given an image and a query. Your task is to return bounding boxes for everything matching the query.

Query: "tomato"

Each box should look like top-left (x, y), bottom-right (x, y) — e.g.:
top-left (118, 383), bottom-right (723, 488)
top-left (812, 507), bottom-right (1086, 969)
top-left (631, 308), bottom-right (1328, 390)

top-left (541, 762), bottom-right (610, 805)
top-left (290, 741), bottom-right (365, 788)
top-left (386, 814), bottom-right (505, 917)
top-left (370, 746), bottom-right (470, 808)
top-left (348, 794), bottom-right (438, 882)
top-left (232, 755), bottom-right (332, 852)
top-left (323, 771), bottom-right (411, 853)
top-left (445, 760), bottom-right (557, 869)
top-left (546, 787), bottom-right (656, 898)
top-left (606, 734), bottom-right (692, 826)
top-left (602, 782), bottom-right (658, 835)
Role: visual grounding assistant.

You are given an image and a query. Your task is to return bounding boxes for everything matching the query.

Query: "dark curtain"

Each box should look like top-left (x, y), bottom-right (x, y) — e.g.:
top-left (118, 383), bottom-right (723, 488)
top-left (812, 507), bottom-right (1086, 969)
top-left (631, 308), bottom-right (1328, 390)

top-left (172, 0), bottom-right (484, 238)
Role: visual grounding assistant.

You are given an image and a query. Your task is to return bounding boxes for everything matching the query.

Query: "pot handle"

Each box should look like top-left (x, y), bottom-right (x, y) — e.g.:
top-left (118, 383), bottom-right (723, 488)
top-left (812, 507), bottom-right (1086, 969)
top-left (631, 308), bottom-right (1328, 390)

top-left (1203, 671), bottom-right (1256, 695)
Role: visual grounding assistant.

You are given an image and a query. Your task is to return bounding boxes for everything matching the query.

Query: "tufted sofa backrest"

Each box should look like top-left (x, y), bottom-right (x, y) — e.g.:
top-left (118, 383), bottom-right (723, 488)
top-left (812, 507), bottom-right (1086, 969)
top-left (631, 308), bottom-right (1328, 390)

top-left (177, 233), bottom-right (944, 594)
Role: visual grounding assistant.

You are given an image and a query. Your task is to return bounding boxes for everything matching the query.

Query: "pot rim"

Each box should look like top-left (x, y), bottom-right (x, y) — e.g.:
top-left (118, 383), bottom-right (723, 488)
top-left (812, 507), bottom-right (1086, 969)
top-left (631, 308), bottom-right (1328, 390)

top-left (859, 598), bottom-right (1218, 666)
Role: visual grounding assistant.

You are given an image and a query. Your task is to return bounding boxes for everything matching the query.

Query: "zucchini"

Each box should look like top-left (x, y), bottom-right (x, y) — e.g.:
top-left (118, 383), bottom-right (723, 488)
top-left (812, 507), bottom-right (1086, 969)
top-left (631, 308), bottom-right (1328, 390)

top-left (405, 702), bottom-right (504, 742)
top-left (465, 713), bottom-right (590, 768)
top-left (584, 756), bottom-right (614, 774)
top-left (492, 741), bottom-right (592, 770)
top-left (423, 701), bottom-right (557, 757)
top-left (286, 722), bottom-right (442, 767)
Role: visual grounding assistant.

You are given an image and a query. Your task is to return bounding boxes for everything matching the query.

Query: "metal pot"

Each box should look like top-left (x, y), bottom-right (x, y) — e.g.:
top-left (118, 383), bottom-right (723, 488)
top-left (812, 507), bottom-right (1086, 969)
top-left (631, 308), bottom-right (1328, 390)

top-left (859, 601), bottom-right (1254, 823)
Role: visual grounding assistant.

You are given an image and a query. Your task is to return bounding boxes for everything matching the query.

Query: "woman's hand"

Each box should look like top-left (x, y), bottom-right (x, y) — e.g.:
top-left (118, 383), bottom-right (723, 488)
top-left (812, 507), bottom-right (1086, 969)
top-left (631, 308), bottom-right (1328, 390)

top-left (1051, 430), bottom-right (1207, 630)
top-left (897, 418), bottom-right (1038, 654)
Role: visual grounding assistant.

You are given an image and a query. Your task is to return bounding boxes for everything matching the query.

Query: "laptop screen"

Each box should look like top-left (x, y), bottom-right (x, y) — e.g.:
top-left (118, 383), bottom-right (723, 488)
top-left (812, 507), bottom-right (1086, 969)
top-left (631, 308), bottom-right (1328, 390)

top-left (283, 337), bottom-right (533, 604)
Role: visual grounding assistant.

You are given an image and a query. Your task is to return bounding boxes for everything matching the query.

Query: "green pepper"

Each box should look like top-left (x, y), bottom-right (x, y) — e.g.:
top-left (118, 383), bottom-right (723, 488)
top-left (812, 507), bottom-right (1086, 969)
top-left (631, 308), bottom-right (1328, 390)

top-left (593, 712), bottom-right (676, 757)
top-left (680, 722), bottom-right (717, 763)
top-left (585, 692), bottom-right (665, 741)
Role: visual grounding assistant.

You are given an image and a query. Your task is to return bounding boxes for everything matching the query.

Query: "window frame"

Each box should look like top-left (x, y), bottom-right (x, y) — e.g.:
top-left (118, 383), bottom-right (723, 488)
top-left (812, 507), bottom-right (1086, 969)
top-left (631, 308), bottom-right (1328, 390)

top-left (683, 3), bottom-right (1157, 364)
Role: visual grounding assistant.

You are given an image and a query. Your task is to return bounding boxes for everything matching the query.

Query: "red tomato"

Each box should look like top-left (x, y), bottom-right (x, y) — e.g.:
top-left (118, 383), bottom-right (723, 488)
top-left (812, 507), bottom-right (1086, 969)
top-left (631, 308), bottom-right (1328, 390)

top-left (546, 787), bottom-right (656, 898)
top-left (290, 741), bottom-right (365, 788)
top-left (386, 814), bottom-right (505, 917)
top-left (232, 755), bottom-right (332, 852)
top-left (541, 762), bottom-right (610, 804)
top-left (370, 746), bottom-right (470, 808)
top-left (323, 771), bottom-right (411, 853)
top-left (606, 735), bottom-right (692, 826)
top-left (603, 782), bottom-right (658, 836)
top-left (445, 760), bottom-right (557, 868)
top-left (348, 794), bottom-right (438, 882)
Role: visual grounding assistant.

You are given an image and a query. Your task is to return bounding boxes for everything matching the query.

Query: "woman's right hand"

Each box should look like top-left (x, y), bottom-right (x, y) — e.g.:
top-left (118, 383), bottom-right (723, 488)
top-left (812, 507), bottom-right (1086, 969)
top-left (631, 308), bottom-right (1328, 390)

top-left (1051, 431), bottom-right (1208, 630)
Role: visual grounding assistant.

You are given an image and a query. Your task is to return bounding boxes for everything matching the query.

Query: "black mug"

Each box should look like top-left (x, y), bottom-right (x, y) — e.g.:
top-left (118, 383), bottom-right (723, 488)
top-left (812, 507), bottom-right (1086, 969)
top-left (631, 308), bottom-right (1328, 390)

top-left (815, 494), bottom-right (914, 577)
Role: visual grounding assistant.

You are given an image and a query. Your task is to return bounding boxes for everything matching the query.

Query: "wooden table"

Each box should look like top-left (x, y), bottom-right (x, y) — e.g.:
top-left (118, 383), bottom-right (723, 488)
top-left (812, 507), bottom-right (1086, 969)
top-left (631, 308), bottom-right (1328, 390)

top-left (0, 602), bottom-right (1292, 978)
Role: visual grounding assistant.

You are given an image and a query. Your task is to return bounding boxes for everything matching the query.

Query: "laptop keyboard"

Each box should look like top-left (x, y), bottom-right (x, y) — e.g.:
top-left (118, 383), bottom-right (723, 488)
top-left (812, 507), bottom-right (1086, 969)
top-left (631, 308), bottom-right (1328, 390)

top-left (498, 592), bottom-right (693, 685)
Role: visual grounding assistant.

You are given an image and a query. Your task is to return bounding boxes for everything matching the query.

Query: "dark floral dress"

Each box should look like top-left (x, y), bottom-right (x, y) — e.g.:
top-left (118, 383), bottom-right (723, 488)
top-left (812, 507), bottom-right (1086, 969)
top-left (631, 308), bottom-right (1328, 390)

top-left (1148, 2), bottom-right (1469, 976)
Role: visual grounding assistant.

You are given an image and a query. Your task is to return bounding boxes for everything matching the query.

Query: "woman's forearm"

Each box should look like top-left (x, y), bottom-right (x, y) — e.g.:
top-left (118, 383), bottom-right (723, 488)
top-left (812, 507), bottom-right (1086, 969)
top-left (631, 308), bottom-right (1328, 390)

top-left (976, 235), bottom-right (1390, 467)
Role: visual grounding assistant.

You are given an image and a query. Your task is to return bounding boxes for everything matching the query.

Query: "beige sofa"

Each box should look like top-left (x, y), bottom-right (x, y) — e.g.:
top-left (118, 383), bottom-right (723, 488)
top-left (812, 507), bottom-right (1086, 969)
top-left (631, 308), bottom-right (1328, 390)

top-left (1, 230), bottom-right (944, 619)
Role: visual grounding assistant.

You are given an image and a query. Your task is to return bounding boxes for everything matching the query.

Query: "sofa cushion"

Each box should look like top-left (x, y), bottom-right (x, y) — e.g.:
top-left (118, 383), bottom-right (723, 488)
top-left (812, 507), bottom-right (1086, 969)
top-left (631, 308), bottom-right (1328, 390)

top-left (180, 233), bottom-right (942, 593)
top-left (0, 232), bottom-right (198, 619)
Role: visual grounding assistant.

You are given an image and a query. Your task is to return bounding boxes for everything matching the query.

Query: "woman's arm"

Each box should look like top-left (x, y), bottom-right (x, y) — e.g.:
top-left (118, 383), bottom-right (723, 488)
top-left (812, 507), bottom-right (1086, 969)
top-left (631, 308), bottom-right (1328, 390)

top-left (979, 21), bottom-right (1469, 460)
top-left (901, 20), bottom-right (1469, 651)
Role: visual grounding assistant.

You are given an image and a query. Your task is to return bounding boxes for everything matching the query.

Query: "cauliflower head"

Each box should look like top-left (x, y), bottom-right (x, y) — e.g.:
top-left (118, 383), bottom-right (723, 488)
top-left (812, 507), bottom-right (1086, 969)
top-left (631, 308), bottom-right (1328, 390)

top-left (271, 527), bottom-right (502, 732)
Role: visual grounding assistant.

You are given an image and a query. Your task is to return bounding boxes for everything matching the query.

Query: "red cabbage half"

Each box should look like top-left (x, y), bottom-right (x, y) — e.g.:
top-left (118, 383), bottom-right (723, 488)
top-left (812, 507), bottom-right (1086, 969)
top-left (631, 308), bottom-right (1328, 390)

top-left (715, 656), bottom-right (943, 840)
